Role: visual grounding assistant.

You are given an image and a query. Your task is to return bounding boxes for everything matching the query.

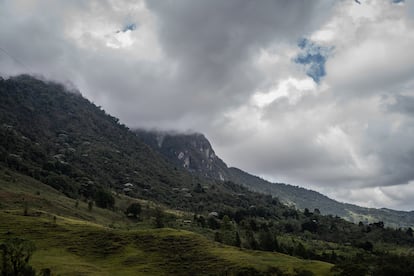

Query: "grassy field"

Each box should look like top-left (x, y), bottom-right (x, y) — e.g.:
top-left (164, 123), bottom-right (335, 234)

top-left (0, 212), bottom-right (334, 275)
top-left (0, 170), bottom-right (334, 275)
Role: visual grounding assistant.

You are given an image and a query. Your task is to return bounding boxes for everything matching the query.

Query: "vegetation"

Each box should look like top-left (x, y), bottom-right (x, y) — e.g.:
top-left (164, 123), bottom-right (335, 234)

top-left (94, 189), bottom-right (115, 209)
top-left (125, 202), bottom-right (142, 218)
top-left (0, 75), bottom-right (293, 216)
top-left (0, 238), bottom-right (36, 276)
top-left (1, 75), bottom-right (414, 275)
top-left (136, 130), bottom-right (414, 228)
top-left (0, 176), bottom-right (333, 275)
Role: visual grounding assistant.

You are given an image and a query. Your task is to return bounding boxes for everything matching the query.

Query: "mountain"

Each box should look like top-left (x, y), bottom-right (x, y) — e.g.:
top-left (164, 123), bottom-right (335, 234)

top-left (135, 129), bottom-right (414, 228)
top-left (0, 74), bottom-right (291, 214)
top-left (2, 75), bottom-right (414, 275)
top-left (135, 130), bottom-right (230, 181)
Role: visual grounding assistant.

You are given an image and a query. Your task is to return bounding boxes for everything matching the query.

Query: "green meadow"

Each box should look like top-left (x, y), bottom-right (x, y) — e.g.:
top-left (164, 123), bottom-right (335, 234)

top-left (0, 171), bottom-right (333, 275)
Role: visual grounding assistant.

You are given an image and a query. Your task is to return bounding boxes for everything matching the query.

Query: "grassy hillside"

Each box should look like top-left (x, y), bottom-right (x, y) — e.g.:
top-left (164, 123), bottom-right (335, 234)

top-left (0, 170), bottom-right (333, 276)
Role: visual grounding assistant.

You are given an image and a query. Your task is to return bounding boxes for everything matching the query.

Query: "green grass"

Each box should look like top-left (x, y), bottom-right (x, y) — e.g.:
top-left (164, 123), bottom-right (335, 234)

top-left (0, 212), bottom-right (334, 275)
top-left (0, 170), bottom-right (335, 275)
top-left (210, 246), bottom-right (333, 275)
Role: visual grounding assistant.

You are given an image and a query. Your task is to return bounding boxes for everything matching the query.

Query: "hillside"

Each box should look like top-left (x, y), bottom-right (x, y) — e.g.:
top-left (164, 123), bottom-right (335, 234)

top-left (0, 170), bottom-right (333, 275)
top-left (135, 130), bottom-right (414, 228)
top-left (227, 168), bottom-right (414, 228)
top-left (1, 75), bottom-right (414, 275)
top-left (0, 75), bottom-right (290, 215)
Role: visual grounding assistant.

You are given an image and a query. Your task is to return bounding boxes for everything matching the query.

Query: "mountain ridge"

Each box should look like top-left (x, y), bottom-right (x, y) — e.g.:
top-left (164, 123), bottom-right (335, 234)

top-left (135, 129), bottom-right (414, 228)
top-left (0, 74), bottom-right (297, 216)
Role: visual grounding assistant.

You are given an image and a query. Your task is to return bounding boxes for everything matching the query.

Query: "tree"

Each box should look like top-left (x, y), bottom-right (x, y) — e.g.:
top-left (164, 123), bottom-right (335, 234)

top-left (406, 227), bottom-right (413, 237)
top-left (94, 189), bottom-right (115, 209)
top-left (304, 208), bottom-right (312, 217)
top-left (249, 219), bottom-right (258, 231)
top-left (126, 202), bottom-right (141, 218)
top-left (302, 220), bottom-right (318, 233)
top-left (245, 230), bottom-right (258, 250)
top-left (359, 241), bottom-right (373, 252)
top-left (234, 209), bottom-right (247, 224)
top-left (196, 215), bottom-right (206, 228)
top-left (214, 232), bottom-right (222, 243)
top-left (235, 232), bottom-right (241, 248)
top-left (154, 207), bottom-right (164, 228)
top-left (372, 221), bottom-right (384, 229)
top-left (294, 268), bottom-right (314, 276)
top-left (23, 201), bottom-right (29, 216)
top-left (294, 242), bottom-right (308, 258)
top-left (207, 217), bottom-right (220, 230)
top-left (0, 238), bottom-right (36, 276)
top-left (88, 200), bottom-right (93, 211)
top-left (221, 215), bottom-right (232, 231)
top-left (258, 230), bottom-right (277, 252)
top-left (193, 183), bottom-right (204, 193)
top-left (40, 268), bottom-right (51, 276)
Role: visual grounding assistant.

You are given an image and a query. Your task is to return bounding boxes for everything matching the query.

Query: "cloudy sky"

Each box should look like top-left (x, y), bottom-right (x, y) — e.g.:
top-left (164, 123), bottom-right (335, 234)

top-left (1, 0), bottom-right (414, 210)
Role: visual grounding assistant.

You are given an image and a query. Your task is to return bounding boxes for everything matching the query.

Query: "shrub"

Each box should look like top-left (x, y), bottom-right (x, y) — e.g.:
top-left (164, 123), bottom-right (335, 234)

top-left (94, 189), bottom-right (115, 209)
top-left (0, 238), bottom-right (36, 276)
top-left (126, 202), bottom-right (141, 218)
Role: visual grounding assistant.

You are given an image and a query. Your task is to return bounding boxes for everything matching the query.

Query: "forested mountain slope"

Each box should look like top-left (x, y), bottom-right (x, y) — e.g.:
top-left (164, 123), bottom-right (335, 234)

top-left (0, 75), bottom-right (288, 215)
top-left (136, 129), bottom-right (414, 228)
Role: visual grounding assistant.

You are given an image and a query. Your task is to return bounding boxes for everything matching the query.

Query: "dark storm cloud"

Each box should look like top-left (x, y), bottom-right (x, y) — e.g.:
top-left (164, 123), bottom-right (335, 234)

top-left (0, 0), bottom-right (334, 126)
top-left (144, 0), bottom-right (334, 115)
top-left (77, 0), bottom-right (335, 130)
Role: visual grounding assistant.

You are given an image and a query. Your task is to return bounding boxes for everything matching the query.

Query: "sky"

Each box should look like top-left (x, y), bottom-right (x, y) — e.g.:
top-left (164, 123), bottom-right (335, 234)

top-left (1, 0), bottom-right (414, 211)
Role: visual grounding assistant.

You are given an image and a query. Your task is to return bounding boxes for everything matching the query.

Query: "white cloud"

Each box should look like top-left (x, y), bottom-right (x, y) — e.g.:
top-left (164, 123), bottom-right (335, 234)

top-left (323, 0), bottom-right (414, 94)
top-left (252, 77), bottom-right (316, 107)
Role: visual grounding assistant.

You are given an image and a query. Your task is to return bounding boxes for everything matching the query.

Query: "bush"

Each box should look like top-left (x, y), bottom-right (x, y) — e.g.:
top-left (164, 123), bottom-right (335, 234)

top-left (94, 189), bottom-right (115, 209)
top-left (154, 207), bottom-right (164, 228)
top-left (0, 238), bottom-right (36, 276)
top-left (126, 202), bottom-right (141, 218)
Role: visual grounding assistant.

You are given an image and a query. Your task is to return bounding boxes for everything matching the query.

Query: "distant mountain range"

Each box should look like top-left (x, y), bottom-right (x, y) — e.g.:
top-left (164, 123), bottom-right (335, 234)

top-left (135, 130), bottom-right (414, 228)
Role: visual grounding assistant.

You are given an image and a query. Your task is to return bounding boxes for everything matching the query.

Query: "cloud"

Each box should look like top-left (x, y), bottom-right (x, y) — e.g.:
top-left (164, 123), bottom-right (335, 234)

top-left (323, 0), bottom-right (414, 95)
top-left (209, 0), bottom-right (414, 210)
top-left (388, 94), bottom-right (414, 116)
top-left (141, 0), bottom-right (334, 124)
top-left (1, 0), bottom-right (414, 210)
